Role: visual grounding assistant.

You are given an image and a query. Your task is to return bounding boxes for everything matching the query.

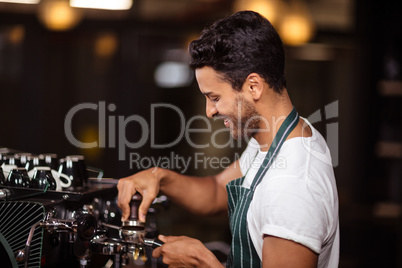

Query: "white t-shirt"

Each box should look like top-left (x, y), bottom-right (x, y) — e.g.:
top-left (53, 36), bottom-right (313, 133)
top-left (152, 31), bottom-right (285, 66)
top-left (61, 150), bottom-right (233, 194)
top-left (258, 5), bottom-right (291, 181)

top-left (239, 118), bottom-right (339, 268)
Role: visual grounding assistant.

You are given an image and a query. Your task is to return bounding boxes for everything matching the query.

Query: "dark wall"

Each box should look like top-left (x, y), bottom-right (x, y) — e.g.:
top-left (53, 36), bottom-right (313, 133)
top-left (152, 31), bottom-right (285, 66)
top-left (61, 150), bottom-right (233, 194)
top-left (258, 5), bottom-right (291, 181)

top-left (0, 14), bottom-right (229, 179)
top-left (1, 1), bottom-right (402, 266)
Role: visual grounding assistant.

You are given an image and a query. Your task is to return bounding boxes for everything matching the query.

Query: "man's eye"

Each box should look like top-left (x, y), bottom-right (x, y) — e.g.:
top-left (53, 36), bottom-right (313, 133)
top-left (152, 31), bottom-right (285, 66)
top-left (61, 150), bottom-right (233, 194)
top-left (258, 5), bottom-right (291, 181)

top-left (211, 97), bottom-right (219, 102)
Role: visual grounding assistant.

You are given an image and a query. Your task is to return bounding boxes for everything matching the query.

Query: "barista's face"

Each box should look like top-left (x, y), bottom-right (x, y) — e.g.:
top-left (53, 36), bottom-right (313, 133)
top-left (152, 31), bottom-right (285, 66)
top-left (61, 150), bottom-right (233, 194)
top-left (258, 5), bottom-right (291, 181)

top-left (195, 67), bottom-right (261, 139)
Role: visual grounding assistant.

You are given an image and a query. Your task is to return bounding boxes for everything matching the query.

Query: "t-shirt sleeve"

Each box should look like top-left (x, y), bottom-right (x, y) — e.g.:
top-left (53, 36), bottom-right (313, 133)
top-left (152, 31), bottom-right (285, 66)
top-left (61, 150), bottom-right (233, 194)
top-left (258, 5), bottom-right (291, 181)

top-left (253, 176), bottom-right (329, 254)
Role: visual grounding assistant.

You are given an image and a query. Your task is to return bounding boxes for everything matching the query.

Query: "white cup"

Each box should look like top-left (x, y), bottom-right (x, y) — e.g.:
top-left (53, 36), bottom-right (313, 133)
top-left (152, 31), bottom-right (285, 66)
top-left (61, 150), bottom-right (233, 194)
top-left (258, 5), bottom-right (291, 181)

top-left (52, 169), bottom-right (72, 189)
top-left (28, 166), bottom-right (71, 191)
top-left (1, 163), bottom-right (18, 179)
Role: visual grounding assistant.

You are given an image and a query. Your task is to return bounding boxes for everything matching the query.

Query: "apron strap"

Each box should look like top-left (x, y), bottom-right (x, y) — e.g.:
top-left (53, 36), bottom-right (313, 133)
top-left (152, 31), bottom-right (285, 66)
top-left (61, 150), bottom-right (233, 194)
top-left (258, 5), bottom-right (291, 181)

top-left (250, 107), bottom-right (299, 192)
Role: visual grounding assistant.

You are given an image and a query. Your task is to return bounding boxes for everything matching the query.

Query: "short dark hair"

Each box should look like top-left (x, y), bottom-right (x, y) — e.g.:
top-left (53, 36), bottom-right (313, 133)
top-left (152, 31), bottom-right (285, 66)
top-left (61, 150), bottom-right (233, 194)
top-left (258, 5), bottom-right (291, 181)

top-left (189, 11), bottom-right (286, 93)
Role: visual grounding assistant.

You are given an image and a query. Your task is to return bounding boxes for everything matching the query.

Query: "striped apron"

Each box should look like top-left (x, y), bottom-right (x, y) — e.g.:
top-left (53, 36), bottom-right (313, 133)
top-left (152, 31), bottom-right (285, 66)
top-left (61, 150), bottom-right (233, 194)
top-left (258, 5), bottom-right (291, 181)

top-left (226, 107), bottom-right (299, 267)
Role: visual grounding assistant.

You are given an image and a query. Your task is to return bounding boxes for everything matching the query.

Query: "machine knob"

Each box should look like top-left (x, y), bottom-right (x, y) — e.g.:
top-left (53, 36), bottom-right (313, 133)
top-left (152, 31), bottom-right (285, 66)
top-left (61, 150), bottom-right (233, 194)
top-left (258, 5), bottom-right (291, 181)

top-left (15, 250), bottom-right (25, 262)
top-left (0, 188), bottom-right (11, 201)
top-left (76, 214), bottom-right (97, 241)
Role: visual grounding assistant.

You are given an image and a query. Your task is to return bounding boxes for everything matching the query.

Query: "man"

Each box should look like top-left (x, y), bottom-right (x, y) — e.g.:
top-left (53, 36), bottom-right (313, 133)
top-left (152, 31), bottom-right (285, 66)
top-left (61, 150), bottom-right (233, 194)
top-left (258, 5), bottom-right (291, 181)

top-left (117, 11), bottom-right (339, 267)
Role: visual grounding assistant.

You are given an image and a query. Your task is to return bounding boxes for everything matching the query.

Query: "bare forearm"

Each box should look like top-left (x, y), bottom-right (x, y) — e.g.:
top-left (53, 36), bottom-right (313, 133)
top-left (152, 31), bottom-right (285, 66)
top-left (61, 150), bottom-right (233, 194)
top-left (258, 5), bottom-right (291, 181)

top-left (157, 168), bottom-right (228, 215)
top-left (118, 160), bottom-right (241, 221)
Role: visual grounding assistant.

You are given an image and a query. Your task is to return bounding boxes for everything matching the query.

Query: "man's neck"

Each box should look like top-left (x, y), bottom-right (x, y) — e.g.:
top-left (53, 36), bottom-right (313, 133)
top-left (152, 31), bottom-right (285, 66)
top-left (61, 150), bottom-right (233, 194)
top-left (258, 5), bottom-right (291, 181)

top-left (253, 89), bottom-right (294, 152)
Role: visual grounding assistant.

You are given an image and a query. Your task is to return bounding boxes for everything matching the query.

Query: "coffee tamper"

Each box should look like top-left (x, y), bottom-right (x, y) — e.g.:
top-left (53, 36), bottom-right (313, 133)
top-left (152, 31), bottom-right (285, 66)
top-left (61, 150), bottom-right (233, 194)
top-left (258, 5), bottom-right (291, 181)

top-left (122, 193), bottom-right (144, 228)
top-left (120, 193), bottom-right (148, 261)
top-left (120, 193), bottom-right (146, 242)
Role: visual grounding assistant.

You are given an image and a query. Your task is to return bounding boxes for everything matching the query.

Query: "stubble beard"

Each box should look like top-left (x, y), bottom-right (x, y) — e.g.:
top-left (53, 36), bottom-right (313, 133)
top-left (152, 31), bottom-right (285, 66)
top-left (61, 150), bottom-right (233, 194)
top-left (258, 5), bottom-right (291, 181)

top-left (228, 95), bottom-right (261, 140)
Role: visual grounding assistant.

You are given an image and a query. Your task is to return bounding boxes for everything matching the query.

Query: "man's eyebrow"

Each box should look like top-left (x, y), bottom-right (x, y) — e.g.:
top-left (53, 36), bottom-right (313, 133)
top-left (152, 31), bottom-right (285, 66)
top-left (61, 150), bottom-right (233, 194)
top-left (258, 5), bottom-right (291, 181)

top-left (203, 92), bottom-right (212, 96)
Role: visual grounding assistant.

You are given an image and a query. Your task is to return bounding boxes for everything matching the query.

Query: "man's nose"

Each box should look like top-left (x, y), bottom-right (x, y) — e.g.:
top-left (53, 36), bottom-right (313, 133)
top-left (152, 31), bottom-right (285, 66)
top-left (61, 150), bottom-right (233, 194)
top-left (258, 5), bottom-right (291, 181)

top-left (205, 99), bottom-right (217, 118)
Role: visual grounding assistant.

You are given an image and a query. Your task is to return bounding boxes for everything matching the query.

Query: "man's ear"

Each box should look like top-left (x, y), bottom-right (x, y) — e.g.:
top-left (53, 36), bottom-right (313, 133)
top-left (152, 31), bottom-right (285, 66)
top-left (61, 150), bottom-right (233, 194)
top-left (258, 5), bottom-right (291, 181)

top-left (245, 73), bottom-right (264, 100)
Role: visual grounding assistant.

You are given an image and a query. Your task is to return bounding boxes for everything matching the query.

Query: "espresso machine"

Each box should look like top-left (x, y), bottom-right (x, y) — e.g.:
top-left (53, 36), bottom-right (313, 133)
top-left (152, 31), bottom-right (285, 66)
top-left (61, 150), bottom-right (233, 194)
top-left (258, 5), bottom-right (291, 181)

top-left (0, 148), bottom-right (165, 268)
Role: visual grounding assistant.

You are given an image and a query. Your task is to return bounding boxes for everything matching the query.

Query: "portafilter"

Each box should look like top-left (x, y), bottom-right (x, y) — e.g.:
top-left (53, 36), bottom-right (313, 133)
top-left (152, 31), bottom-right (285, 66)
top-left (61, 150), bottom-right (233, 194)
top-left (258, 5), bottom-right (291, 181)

top-left (92, 193), bottom-right (163, 263)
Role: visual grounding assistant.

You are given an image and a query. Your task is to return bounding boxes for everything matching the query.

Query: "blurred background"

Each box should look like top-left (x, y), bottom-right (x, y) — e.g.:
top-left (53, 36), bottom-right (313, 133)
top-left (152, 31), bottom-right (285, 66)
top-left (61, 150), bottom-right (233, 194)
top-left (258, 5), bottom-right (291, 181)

top-left (0, 0), bottom-right (401, 267)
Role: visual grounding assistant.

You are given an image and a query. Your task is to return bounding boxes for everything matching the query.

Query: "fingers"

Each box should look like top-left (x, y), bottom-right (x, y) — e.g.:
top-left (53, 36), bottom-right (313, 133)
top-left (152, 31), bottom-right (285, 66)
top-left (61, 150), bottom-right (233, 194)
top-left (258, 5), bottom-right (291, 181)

top-left (163, 235), bottom-right (183, 243)
top-left (117, 169), bottom-right (161, 222)
top-left (152, 235), bottom-right (167, 259)
top-left (152, 245), bottom-right (162, 258)
top-left (158, 234), bottom-right (166, 243)
top-left (117, 178), bottom-right (135, 221)
top-left (151, 235), bottom-right (205, 266)
top-left (138, 191), bottom-right (156, 222)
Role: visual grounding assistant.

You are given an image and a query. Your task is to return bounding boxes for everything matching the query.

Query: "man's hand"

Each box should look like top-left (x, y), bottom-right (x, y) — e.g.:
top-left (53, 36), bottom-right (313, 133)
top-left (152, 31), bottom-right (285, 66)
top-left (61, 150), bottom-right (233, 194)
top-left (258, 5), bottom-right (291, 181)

top-left (117, 168), bottom-right (163, 222)
top-left (153, 235), bottom-right (223, 268)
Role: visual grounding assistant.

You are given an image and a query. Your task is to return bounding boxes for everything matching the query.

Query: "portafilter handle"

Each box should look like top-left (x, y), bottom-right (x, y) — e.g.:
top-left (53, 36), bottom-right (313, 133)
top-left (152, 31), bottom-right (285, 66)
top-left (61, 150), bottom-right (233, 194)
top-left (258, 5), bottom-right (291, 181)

top-left (144, 238), bottom-right (164, 248)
